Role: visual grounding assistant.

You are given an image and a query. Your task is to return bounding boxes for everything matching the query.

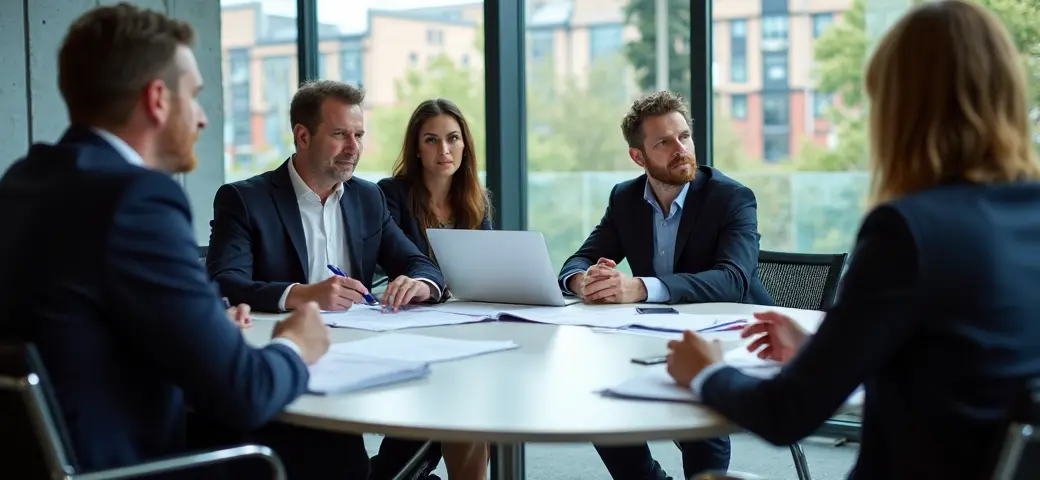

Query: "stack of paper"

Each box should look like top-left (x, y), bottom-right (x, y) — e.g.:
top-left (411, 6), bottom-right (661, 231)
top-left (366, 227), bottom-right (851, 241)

top-left (330, 333), bottom-right (520, 363)
top-left (320, 305), bottom-right (489, 331)
top-left (307, 351), bottom-right (430, 395)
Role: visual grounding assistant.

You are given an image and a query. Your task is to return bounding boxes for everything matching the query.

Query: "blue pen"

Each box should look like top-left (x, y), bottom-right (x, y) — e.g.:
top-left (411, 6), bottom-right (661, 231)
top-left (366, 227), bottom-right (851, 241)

top-left (326, 264), bottom-right (379, 305)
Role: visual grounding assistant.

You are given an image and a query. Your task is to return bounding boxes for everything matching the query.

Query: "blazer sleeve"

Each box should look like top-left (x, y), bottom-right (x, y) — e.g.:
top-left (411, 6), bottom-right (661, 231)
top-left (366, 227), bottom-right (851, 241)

top-left (558, 184), bottom-right (626, 287)
top-left (374, 187), bottom-right (446, 293)
top-left (106, 174), bottom-right (309, 430)
top-left (208, 183), bottom-right (294, 312)
top-left (700, 206), bottom-right (921, 445)
top-left (659, 186), bottom-right (761, 304)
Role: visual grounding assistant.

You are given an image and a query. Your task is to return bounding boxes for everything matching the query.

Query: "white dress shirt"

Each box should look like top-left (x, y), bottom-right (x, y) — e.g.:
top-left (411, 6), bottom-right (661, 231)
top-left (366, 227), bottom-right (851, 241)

top-left (277, 157), bottom-right (441, 311)
top-left (91, 128), bottom-right (305, 360)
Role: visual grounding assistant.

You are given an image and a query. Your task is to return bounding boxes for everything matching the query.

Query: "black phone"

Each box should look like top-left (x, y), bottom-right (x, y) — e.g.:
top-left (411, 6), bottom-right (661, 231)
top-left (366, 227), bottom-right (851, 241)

top-left (631, 355), bottom-right (668, 365)
top-left (635, 307), bottom-right (679, 314)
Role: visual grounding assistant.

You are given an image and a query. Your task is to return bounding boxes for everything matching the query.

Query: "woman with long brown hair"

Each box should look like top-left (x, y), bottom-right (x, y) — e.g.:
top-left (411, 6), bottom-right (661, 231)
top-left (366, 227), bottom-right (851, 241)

top-left (665, 1), bottom-right (1040, 477)
top-left (373, 98), bottom-right (490, 480)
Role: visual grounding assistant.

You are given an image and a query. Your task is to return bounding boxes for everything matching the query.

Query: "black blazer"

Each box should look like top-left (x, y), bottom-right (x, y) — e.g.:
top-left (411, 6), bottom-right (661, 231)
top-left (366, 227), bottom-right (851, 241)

top-left (207, 159), bottom-right (445, 312)
top-left (376, 176), bottom-right (493, 258)
top-left (0, 127), bottom-right (308, 471)
top-left (558, 166), bottom-right (771, 305)
top-left (701, 182), bottom-right (1040, 478)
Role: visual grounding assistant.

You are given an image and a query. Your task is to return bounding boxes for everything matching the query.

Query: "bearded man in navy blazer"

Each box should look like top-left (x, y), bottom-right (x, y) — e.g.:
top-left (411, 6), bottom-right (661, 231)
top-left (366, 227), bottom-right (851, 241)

top-left (207, 80), bottom-right (445, 314)
top-left (558, 91), bottom-right (772, 480)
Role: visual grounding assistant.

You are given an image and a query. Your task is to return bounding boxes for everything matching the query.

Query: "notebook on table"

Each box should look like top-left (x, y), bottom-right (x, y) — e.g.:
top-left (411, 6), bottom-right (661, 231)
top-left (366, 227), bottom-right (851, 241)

top-left (307, 350), bottom-right (430, 395)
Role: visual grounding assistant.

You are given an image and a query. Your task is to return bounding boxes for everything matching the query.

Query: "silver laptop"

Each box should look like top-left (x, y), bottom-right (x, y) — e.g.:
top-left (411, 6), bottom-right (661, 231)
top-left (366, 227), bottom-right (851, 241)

top-left (425, 229), bottom-right (581, 306)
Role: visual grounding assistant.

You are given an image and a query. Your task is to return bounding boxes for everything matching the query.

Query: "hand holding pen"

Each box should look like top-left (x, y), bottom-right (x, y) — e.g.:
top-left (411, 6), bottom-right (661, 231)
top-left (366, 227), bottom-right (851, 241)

top-left (326, 264), bottom-right (390, 312)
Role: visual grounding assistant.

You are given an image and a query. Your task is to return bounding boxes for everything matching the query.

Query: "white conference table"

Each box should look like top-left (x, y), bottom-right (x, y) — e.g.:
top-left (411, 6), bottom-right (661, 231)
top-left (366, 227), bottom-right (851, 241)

top-left (245, 302), bottom-right (826, 480)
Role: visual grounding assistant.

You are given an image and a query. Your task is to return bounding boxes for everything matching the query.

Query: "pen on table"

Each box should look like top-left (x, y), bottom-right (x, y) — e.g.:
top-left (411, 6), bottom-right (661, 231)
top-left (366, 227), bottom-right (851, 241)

top-left (326, 264), bottom-right (380, 306)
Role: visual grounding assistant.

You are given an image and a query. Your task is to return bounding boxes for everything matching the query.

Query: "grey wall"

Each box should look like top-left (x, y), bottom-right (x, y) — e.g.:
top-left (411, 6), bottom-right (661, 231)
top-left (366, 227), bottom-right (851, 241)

top-left (0, 0), bottom-right (225, 243)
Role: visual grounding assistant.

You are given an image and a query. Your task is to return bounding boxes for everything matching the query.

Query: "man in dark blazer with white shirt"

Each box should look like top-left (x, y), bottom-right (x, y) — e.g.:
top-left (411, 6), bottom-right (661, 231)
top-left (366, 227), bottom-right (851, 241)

top-left (559, 91), bottom-right (772, 480)
top-left (0, 4), bottom-right (329, 477)
top-left (207, 81), bottom-right (445, 314)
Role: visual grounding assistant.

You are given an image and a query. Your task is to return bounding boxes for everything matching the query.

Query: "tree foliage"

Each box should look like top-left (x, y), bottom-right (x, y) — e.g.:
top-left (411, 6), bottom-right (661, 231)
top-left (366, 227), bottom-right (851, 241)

top-left (622, 0), bottom-right (692, 100)
top-left (810, 0), bottom-right (1040, 171)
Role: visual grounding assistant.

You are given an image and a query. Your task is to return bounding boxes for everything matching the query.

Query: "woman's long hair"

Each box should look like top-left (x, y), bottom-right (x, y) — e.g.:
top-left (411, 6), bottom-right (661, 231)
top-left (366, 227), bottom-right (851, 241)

top-left (391, 98), bottom-right (489, 233)
top-left (865, 0), bottom-right (1040, 204)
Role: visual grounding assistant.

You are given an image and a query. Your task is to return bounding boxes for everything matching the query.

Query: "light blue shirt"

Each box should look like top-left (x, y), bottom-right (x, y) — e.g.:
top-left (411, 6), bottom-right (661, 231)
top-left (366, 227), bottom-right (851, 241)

top-left (562, 180), bottom-right (690, 303)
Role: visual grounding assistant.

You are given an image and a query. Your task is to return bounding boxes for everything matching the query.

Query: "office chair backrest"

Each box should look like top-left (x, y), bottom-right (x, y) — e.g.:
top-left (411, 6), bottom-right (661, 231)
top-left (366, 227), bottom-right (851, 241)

top-left (991, 378), bottom-right (1040, 479)
top-left (757, 251), bottom-right (847, 310)
top-left (0, 342), bottom-right (79, 478)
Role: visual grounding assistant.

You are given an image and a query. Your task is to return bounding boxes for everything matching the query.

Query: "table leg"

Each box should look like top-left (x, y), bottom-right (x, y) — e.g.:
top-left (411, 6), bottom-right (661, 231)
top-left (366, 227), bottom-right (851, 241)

top-left (489, 443), bottom-right (525, 480)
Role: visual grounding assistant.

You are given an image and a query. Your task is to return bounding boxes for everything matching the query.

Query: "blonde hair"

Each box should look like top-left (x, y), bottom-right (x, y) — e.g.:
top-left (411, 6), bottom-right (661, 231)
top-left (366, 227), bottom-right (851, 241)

top-left (865, 0), bottom-right (1040, 204)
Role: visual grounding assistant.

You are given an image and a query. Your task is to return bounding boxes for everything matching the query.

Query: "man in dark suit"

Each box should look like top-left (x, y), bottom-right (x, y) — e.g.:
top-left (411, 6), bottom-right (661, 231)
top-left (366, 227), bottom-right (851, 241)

top-left (208, 81), bottom-right (445, 314)
top-left (0, 3), bottom-right (329, 476)
top-left (207, 80), bottom-right (447, 479)
top-left (558, 91), bottom-right (772, 480)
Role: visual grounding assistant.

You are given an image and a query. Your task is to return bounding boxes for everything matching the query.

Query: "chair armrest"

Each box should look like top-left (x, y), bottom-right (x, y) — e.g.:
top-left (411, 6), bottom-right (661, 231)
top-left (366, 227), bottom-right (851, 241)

top-left (390, 441), bottom-right (435, 480)
top-left (75, 444), bottom-right (285, 480)
top-left (691, 471), bottom-right (768, 480)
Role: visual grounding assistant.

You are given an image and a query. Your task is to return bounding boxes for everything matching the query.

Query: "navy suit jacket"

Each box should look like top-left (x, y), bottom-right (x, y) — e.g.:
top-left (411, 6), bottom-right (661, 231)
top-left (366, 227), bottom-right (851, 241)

top-left (701, 182), bottom-right (1040, 478)
top-left (0, 127), bottom-right (309, 471)
top-left (558, 167), bottom-right (771, 305)
top-left (207, 159), bottom-right (445, 312)
top-left (376, 176), bottom-right (493, 258)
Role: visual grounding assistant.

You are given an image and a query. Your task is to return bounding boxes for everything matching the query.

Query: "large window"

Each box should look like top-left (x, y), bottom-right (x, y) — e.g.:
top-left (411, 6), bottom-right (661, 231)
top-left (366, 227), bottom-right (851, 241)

top-left (525, 0), bottom-right (684, 274)
top-left (221, 0), bottom-right (485, 184)
top-left (221, 0), bottom-right (298, 182)
top-left (317, 0), bottom-right (486, 183)
top-left (710, 0), bottom-right (1040, 254)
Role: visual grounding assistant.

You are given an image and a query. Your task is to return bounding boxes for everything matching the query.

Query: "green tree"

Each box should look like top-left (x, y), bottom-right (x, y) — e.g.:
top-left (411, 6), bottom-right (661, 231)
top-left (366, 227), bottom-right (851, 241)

top-left (809, 0), bottom-right (1040, 171)
top-left (622, 0), bottom-right (691, 99)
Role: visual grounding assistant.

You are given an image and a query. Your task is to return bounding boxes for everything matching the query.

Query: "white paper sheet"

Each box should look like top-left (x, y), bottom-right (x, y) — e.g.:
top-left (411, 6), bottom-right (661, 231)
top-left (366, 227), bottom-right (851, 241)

top-left (330, 333), bottom-right (520, 363)
top-left (320, 305), bottom-right (489, 331)
top-left (307, 350), bottom-right (430, 394)
top-left (601, 350), bottom-right (782, 403)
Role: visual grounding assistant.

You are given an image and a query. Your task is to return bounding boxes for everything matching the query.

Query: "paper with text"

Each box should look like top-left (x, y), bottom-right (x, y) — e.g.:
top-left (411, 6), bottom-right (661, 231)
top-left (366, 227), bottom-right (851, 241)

top-left (601, 350), bottom-right (782, 403)
top-left (307, 351), bottom-right (430, 395)
top-left (330, 333), bottom-right (519, 363)
top-left (320, 305), bottom-right (489, 331)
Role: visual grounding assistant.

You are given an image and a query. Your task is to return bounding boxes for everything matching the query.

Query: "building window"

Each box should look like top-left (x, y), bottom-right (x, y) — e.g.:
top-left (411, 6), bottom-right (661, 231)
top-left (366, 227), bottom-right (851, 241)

top-left (589, 24), bottom-right (624, 60)
top-left (763, 134), bottom-right (789, 162)
top-left (340, 50), bottom-right (362, 86)
top-left (762, 15), bottom-right (788, 39)
top-left (731, 54), bottom-right (747, 82)
top-left (228, 48), bottom-right (249, 83)
top-left (813, 91), bottom-right (832, 117)
top-left (731, 94), bottom-right (748, 119)
top-left (318, 52), bottom-right (329, 78)
top-left (813, 13), bottom-right (834, 38)
top-left (763, 52), bottom-right (787, 82)
top-left (763, 93), bottom-right (789, 126)
top-left (529, 29), bottom-right (554, 63)
top-left (408, 52), bottom-right (418, 65)
top-left (731, 19), bottom-right (747, 38)
top-left (426, 29), bottom-right (444, 45)
top-left (461, 54), bottom-right (470, 66)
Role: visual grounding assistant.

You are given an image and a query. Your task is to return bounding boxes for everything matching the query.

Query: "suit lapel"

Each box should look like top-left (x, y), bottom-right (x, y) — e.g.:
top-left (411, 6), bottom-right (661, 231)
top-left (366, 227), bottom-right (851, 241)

top-left (339, 182), bottom-right (363, 278)
top-left (673, 168), bottom-right (710, 270)
top-left (630, 189), bottom-right (655, 274)
top-left (270, 159), bottom-right (309, 277)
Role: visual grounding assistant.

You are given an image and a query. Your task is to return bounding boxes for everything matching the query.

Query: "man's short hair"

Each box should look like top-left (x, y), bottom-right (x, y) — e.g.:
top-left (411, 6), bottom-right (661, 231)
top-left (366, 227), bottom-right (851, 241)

top-left (620, 91), bottom-right (692, 149)
top-left (290, 80), bottom-right (366, 143)
top-left (58, 3), bottom-right (195, 126)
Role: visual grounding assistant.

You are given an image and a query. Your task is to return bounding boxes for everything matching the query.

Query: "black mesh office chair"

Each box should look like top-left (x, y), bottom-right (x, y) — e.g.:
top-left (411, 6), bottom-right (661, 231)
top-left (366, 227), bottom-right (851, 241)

top-left (755, 250), bottom-right (849, 480)
top-left (0, 341), bottom-right (287, 479)
top-left (991, 377), bottom-right (1040, 479)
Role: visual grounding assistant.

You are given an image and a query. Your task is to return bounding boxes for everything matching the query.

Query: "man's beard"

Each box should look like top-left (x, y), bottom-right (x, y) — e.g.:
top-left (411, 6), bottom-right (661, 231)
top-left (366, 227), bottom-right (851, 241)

top-left (323, 153), bottom-right (358, 183)
top-left (157, 102), bottom-right (198, 173)
top-left (646, 151), bottom-right (697, 186)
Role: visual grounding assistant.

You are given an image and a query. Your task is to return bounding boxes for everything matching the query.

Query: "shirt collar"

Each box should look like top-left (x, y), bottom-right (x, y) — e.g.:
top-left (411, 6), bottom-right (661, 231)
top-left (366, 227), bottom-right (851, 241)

top-left (643, 179), bottom-right (690, 215)
top-left (288, 155), bottom-right (344, 202)
top-left (91, 128), bottom-right (146, 167)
